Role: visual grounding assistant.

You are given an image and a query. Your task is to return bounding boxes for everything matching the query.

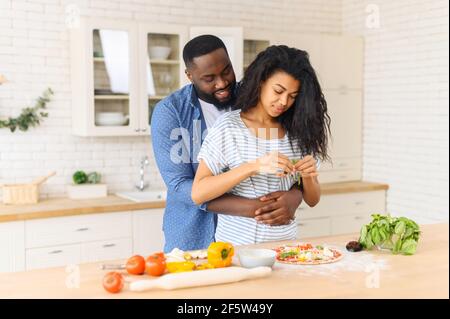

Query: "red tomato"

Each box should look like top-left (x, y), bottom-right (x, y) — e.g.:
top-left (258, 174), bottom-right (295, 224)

top-left (102, 271), bottom-right (124, 294)
top-left (126, 255), bottom-right (146, 275)
top-left (145, 253), bottom-right (166, 276)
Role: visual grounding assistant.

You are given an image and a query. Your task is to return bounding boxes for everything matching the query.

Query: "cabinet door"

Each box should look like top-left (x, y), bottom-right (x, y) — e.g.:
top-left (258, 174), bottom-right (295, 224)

top-left (274, 34), bottom-right (322, 85)
top-left (81, 238), bottom-right (132, 263)
top-left (331, 214), bottom-right (372, 235)
top-left (26, 244), bottom-right (81, 270)
top-left (318, 35), bottom-right (363, 90)
top-left (139, 23), bottom-right (188, 133)
top-left (132, 209), bottom-right (165, 255)
top-left (0, 221), bottom-right (25, 272)
top-left (324, 90), bottom-right (362, 159)
top-left (71, 18), bottom-right (140, 136)
top-left (190, 27), bottom-right (243, 81)
top-left (296, 217), bottom-right (331, 239)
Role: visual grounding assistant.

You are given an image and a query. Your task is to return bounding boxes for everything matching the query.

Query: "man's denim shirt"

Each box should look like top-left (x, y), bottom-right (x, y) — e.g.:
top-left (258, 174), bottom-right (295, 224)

top-left (150, 84), bottom-right (217, 252)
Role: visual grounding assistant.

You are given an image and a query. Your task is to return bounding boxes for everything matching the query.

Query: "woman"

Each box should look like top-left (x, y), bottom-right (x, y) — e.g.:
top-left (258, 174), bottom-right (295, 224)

top-left (192, 45), bottom-right (331, 245)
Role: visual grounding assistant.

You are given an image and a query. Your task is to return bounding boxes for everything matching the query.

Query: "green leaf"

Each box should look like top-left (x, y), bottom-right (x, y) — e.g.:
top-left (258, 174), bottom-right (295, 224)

top-left (400, 239), bottom-right (417, 255)
top-left (393, 238), bottom-right (403, 254)
top-left (394, 221), bottom-right (406, 236)
top-left (359, 225), bottom-right (368, 243)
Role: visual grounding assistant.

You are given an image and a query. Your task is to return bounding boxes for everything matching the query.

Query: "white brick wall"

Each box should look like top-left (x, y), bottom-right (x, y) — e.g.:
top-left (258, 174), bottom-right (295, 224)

top-left (343, 0), bottom-right (449, 223)
top-left (0, 0), bottom-right (341, 199)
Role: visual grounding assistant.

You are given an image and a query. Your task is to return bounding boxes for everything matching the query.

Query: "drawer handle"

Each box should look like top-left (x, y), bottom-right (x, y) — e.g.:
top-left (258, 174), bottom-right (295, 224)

top-left (103, 244), bottom-right (116, 248)
top-left (76, 227), bottom-right (89, 232)
top-left (297, 223), bottom-right (306, 226)
top-left (298, 207), bottom-right (306, 211)
top-left (338, 163), bottom-right (348, 167)
top-left (49, 250), bottom-right (63, 255)
top-left (339, 175), bottom-right (348, 179)
top-left (354, 201), bottom-right (365, 206)
top-left (354, 216), bottom-right (365, 220)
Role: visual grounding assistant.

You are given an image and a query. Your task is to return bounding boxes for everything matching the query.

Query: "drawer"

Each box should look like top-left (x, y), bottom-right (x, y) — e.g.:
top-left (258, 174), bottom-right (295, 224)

top-left (296, 190), bottom-right (386, 219)
top-left (81, 237), bottom-right (132, 263)
top-left (320, 157), bottom-right (361, 171)
top-left (25, 212), bottom-right (132, 248)
top-left (296, 217), bottom-right (331, 239)
top-left (319, 169), bottom-right (361, 183)
top-left (26, 244), bottom-right (80, 270)
top-left (331, 213), bottom-right (372, 235)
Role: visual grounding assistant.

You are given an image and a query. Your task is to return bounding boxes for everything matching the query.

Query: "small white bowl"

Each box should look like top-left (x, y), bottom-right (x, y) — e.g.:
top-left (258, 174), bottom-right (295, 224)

top-left (148, 46), bottom-right (171, 60)
top-left (238, 248), bottom-right (276, 268)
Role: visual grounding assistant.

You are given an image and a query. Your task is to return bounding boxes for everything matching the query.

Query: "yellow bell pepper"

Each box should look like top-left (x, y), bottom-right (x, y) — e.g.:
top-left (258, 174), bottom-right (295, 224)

top-left (166, 261), bottom-right (196, 273)
top-left (207, 242), bottom-right (234, 268)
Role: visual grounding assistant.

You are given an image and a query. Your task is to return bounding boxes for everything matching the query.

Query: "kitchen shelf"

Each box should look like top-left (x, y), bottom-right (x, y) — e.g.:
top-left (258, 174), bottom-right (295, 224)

top-left (94, 58), bottom-right (179, 65)
top-left (149, 59), bottom-right (179, 65)
top-left (94, 95), bottom-right (166, 100)
top-left (94, 95), bottom-right (129, 100)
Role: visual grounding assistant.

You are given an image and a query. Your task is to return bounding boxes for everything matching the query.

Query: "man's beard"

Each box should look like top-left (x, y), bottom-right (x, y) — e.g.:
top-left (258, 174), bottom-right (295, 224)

top-left (193, 81), bottom-right (236, 110)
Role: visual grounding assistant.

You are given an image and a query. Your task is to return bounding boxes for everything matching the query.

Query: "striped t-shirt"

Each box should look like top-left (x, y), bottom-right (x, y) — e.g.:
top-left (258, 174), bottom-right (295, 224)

top-left (197, 109), bottom-right (304, 246)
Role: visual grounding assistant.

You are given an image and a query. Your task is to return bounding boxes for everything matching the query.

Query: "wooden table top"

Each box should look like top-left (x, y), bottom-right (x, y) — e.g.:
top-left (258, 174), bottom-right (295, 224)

top-left (0, 223), bottom-right (446, 299)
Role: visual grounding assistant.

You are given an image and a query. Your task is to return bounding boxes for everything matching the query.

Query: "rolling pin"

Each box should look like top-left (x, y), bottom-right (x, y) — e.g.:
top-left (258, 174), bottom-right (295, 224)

top-left (129, 266), bottom-right (272, 292)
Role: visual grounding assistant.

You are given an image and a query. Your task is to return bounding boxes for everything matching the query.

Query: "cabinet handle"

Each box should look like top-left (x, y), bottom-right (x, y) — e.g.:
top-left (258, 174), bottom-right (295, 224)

top-left (102, 243), bottom-right (116, 248)
top-left (354, 216), bottom-right (364, 220)
top-left (354, 201), bottom-right (365, 206)
top-left (297, 222), bottom-right (306, 226)
top-left (49, 250), bottom-right (63, 255)
top-left (76, 227), bottom-right (89, 232)
top-left (339, 175), bottom-right (348, 179)
top-left (338, 162), bottom-right (348, 167)
top-left (298, 207), bottom-right (306, 211)
top-left (141, 128), bottom-right (147, 132)
top-left (135, 128), bottom-right (140, 132)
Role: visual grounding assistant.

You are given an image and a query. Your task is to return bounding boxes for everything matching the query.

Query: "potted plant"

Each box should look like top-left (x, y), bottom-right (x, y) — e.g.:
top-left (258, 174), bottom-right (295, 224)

top-left (67, 170), bottom-right (107, 199)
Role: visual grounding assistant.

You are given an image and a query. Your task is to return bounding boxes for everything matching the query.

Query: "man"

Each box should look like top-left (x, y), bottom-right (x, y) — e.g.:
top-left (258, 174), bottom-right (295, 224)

top-left (151, 35), bottom-right (303, 252)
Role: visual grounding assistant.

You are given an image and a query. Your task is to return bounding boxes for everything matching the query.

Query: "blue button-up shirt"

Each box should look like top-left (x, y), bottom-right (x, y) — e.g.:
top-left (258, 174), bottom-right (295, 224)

top-left (151, 84), bottom-right (224, 252)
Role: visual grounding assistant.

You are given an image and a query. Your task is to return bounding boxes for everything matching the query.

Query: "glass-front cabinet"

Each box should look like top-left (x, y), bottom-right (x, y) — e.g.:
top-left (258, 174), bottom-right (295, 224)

top-left (70, 18), bottom-right (187, 136)
top-left (138, 24), bottom-right (188, 132)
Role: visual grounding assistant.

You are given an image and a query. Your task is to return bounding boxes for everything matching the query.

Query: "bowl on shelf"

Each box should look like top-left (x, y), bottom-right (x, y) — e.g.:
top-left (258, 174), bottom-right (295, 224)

top-left (95, 112), bottom-right (129, 126)
top-left (148, 46), bottom-right (171, 60)
top-left (238, 248), bottom-right (276, 268)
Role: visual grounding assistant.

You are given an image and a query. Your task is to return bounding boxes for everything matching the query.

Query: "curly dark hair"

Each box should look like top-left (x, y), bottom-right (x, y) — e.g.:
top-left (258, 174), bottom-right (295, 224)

top-left (235, 45), bottom-right (331, 162)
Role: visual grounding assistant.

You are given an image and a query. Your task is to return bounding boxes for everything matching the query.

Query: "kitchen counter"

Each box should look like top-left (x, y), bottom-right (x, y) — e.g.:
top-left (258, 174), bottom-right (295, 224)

top-left (0, 223), bottom-right (446, 299)
top-left (0, 181), bottom-right (388, 223)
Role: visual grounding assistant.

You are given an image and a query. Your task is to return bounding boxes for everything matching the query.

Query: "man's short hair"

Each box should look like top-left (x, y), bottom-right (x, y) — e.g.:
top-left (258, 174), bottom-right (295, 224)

top-left (182, 34), bottom-right (228, 68)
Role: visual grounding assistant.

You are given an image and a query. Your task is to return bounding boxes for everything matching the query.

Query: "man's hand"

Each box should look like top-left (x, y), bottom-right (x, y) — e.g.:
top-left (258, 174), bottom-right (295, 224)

top-left (254, 188), bottom-right (303, 226)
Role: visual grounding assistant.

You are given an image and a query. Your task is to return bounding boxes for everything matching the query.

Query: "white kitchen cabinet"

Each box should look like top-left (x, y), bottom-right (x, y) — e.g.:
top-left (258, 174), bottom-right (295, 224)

top-left (132, 209), bottom-right (165, 256)
top-left (81, 238), bottom-right (132, 263)
top-left (296, 217), bottom-right (331, 239)
top-left (0, 221), bottom-right (25, 272)
top-left (320, 89), bottom-right (362, 183)
top-left (70, 17), bottom-right (140, 136)
top-left (190, 26), bottom-right (243, 81)
top-left (25, 212), bottom-right (132, 249)
top-left (26, 244), bottom-right (81, 270)
top-left (295, 190), bottom-right (386, 238)
top-left (318, 35), bottom-right (364, 90)
top-left (70, 18), bottom-right (187, 136)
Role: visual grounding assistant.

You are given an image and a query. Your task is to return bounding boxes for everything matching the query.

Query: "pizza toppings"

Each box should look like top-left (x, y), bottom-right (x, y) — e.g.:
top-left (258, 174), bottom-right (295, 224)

top-left (274, 243), bottom-right (343, 265)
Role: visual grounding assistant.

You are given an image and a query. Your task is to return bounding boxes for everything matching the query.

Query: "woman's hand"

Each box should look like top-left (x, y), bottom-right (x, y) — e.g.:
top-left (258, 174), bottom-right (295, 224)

top-left (256, 151), bottom-right (294, 177)
top-left (294, 155), bottom-right (318, 178)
